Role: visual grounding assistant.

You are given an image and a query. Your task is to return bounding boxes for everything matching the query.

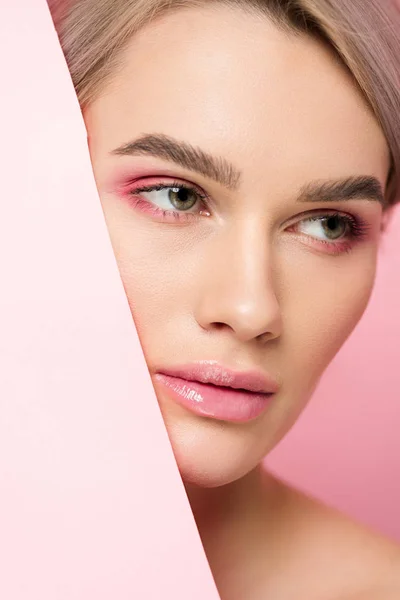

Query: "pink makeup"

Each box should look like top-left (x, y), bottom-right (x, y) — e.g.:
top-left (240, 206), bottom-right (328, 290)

top-left (154, 361), bottom-right (279, 423)
top-left (111, 167), bottom-right (374, 255)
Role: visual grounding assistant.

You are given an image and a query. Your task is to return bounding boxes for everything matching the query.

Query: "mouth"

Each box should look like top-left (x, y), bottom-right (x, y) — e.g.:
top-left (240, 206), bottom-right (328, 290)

top-left (153, 362), bottom-right (278, 423)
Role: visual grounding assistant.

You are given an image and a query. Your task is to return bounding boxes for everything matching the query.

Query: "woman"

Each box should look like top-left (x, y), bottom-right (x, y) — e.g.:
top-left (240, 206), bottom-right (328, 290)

top-left (50, 0), bottom-right (400, 597)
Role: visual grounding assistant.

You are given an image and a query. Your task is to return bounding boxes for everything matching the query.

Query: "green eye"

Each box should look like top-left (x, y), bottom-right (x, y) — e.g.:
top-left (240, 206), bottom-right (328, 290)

top-left (320, 215), bottom-right (348, 240)
top-left (168, 187), bottom-right (199, 211)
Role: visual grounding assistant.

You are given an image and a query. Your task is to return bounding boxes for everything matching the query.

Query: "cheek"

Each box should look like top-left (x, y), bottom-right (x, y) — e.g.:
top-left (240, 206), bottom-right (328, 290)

top-left (284, 251), bottom-right (377, 390)
top-left (101, 202), bottom-right (199, 349)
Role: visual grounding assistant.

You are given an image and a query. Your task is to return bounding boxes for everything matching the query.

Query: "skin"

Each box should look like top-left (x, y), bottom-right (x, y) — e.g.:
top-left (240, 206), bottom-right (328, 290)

top-left (83, 4), bottom-right (400, 597)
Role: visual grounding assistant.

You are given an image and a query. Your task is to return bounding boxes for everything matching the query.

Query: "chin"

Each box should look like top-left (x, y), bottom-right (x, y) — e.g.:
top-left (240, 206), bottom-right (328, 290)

top-left (176, 456), bottom-right (242, 488)
top-left (176, 454), bottom-right (250, 488)
top-left (156, 381), bottom-right (317, 488)
top-left (160, 408), bottom-right (271, 488)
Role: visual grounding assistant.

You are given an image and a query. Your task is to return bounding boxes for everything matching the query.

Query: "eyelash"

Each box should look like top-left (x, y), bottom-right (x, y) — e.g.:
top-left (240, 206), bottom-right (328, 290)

top-left (127, 179), bottom-right (210, 221)
top-left (293, 212), bottom-right (370, 255)
top-left (126, 179), bottom-right (371, 254)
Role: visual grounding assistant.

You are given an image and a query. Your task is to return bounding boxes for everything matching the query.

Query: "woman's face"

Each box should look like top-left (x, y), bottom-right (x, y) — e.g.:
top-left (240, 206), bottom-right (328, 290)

top-left (84, 4), bottom-right (390, 487)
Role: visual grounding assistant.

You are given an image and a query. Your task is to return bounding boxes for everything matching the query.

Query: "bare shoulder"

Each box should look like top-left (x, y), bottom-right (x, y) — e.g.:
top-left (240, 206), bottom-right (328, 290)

top-left (267, 476), bottom-right (400, 599)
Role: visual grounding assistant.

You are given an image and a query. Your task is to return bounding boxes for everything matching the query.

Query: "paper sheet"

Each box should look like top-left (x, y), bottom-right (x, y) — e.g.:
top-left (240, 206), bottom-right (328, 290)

top-left (0, 2), bottom-right (220, 598)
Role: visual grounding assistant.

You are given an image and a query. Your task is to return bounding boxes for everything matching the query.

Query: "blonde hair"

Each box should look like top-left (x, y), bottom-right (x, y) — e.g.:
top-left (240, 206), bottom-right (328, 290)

top-left (49, 0), bottom-right (400, 207)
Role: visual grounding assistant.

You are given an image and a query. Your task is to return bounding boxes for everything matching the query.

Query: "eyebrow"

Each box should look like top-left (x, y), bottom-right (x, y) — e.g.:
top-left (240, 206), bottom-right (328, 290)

top-left (111, 133), bottom-right (385, 205)
top-left (111, 133), bottom-right (241, 190)
top-left (298, 175), bottom-right (385, 206)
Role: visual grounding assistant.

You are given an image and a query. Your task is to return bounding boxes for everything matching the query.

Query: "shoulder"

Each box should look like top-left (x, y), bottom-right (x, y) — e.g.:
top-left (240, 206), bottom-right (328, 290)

top-left (267, 476), bottom-right (400, 598)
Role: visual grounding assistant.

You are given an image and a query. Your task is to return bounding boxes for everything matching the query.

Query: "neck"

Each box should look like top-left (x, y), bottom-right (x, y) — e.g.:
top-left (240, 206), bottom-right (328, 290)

top-left (184, 466), bottom-right (263, 527)
top-left (183, 466), bottom-right (282, 597)
top-left (184, 465), bottom-right (279, 564)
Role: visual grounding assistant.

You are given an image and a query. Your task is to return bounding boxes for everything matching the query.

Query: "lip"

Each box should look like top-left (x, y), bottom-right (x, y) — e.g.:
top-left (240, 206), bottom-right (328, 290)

top-left (153, 361), bottom-right (279, 423)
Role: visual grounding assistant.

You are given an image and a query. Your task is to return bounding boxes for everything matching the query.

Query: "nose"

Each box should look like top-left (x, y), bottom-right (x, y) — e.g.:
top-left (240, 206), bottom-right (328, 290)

top-left (194, 220), bottom-right (282, 344)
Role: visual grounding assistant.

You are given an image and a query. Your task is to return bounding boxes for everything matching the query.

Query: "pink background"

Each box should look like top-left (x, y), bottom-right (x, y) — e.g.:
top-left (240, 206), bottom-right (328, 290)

top-left (266, 206), bottom-right (400, 543)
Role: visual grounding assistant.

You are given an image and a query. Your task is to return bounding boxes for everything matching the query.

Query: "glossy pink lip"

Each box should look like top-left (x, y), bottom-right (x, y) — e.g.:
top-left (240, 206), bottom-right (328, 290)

top-left (153, 362), bottom-right (279, 423)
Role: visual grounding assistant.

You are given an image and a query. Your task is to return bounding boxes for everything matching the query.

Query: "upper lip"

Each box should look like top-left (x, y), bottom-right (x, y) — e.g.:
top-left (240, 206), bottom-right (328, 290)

top-left (155, 361), bottom-right (279, 394)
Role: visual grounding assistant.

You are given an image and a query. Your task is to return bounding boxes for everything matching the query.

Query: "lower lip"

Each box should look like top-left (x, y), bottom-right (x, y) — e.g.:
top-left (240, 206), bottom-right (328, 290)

top-left (154, 374), bottom-right (274, 423)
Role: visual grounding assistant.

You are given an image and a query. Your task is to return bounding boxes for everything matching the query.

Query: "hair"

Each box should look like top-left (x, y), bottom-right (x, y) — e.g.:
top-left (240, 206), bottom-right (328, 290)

top-left (49, 0), bottom-right (400, 209)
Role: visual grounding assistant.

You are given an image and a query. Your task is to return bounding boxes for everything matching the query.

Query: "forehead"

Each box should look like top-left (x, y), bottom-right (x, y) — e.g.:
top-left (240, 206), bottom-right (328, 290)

top-left (86, 3), bottom-right (390, 191)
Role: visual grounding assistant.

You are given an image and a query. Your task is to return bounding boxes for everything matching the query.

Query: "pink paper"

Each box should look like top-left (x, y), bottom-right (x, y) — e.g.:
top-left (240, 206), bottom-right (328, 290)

top-left (0, 1), bottom-right (220, 598)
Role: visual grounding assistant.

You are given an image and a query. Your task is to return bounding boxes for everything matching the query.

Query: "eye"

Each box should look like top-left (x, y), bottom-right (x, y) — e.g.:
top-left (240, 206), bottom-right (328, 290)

top-left (131, 181), bottom-right (208, 214)
top-left (297, 213), bottom-right (350, 241)
top-left (289, 211), bottom-right (371, 254)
